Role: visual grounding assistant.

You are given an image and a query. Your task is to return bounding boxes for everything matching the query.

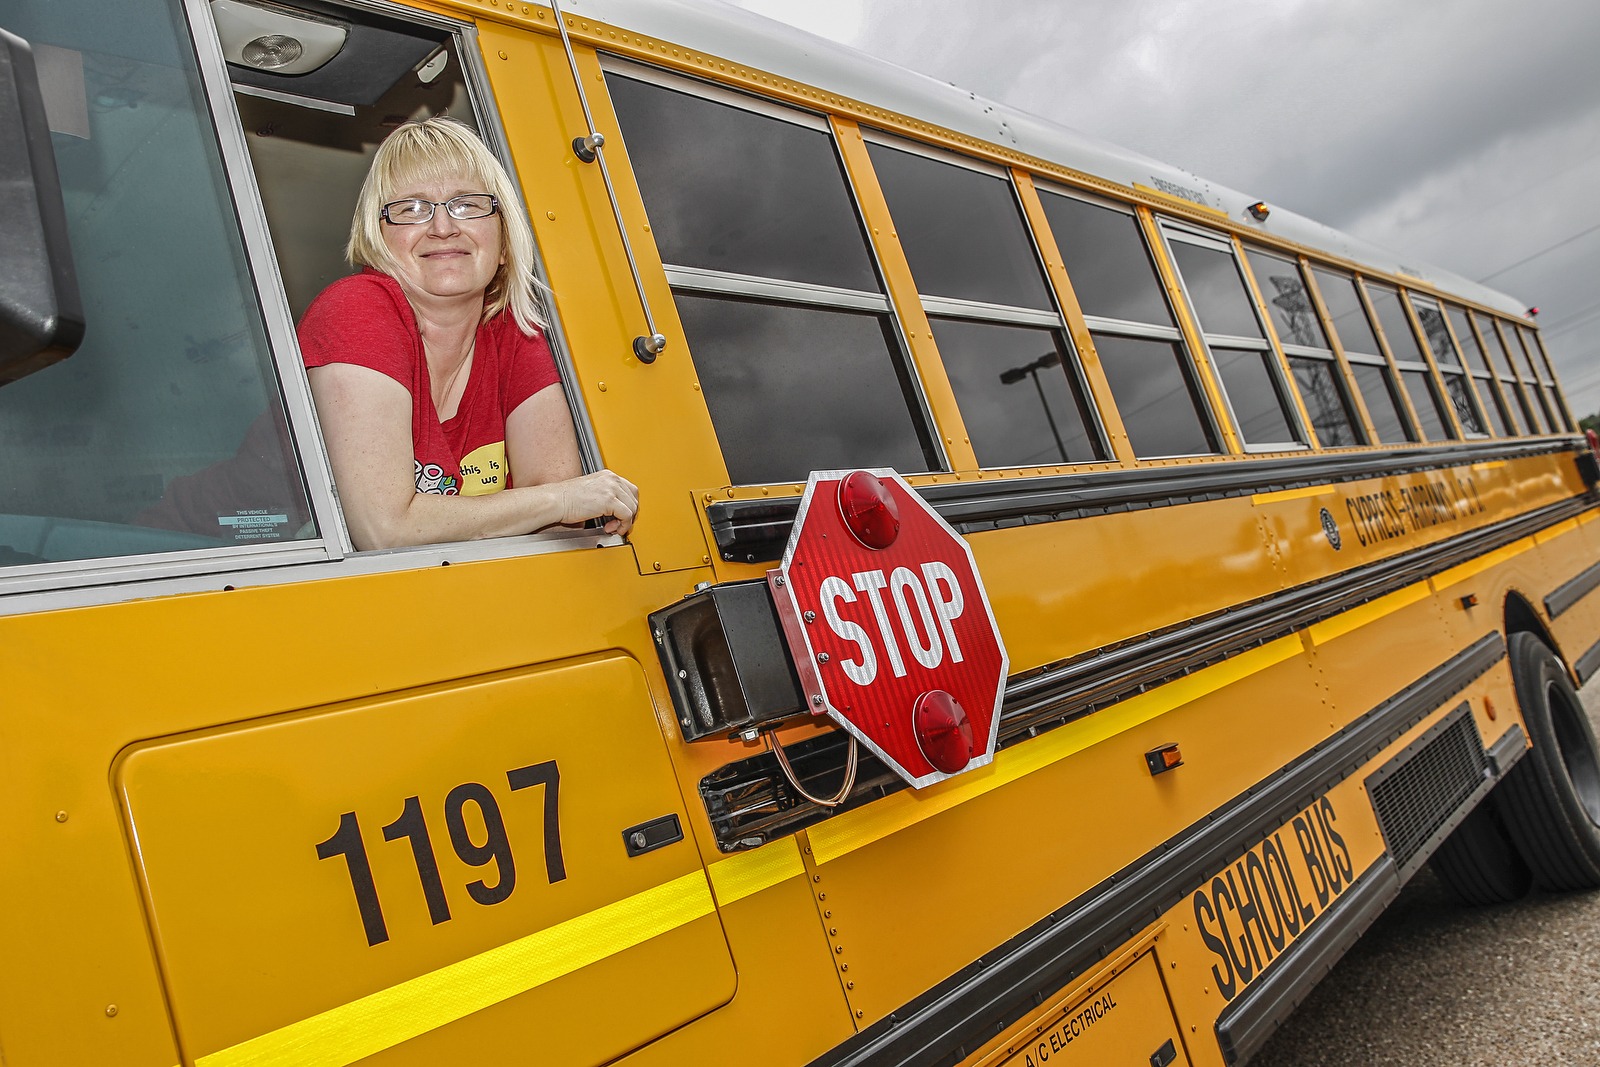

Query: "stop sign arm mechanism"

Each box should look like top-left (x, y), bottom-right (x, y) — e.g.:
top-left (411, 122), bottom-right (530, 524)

top-left (647, 572), bottom-right (862, 805)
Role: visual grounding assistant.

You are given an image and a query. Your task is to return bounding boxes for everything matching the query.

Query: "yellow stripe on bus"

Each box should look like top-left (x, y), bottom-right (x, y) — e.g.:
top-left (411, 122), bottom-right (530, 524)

top-left (708, 839), bottom-right (806, 905)
top-left (1251, 485), bottom-right (1332, 506)
top-left (1305, 581), bottom-right (1430, 647)
top-left (808, 636), bottom-right (1303, 866)
top-left (196, 871), bottom-right (717, 1067)
top-left (1430, 538), bottom-right (1534, 591)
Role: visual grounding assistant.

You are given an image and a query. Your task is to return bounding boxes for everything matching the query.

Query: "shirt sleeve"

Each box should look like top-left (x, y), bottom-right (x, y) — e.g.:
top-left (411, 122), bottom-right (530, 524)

top-left (297, 272), bottom-right (420, 391)
top-left (501, 321), bottom-right (562, 417)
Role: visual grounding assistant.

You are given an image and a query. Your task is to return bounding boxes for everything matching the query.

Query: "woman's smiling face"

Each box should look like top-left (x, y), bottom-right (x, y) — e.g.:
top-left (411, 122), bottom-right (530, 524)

top-left (379, 174), bottom-right (504, 312)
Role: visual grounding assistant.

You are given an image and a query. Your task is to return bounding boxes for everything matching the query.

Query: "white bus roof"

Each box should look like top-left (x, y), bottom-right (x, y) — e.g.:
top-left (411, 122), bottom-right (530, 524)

top-left (575, 0), bottom-right (1529, 318)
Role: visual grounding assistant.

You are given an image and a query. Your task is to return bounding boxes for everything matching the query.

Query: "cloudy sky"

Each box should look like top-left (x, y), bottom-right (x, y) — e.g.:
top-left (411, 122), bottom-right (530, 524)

top-left (725, 0), bottom-right (1600, 420)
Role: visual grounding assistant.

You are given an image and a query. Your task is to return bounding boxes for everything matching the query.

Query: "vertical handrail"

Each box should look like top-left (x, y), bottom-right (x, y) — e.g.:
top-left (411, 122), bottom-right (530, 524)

top-left (548, 0), bottom-right (667, 363)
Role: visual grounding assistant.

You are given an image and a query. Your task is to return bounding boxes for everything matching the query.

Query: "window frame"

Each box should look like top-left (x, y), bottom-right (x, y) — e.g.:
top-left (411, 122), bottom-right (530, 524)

top-left (1409, 294), bottom-right (1488, 439)
top-left (1480, 314), bottom-right (1548, 434)
top-left (1361, 280), bottom-right (1459, 443)
top-left (1034, 183), bottom-right (1223, 460)
top-left (0, 0), bottom-right (624, 610)
top-left (1444, 303), bottom-right (1515, 437)
top-left (1240, 245), bottom-right (1366, 449)
top-left (1306, 265), bottom-right (1418, 445)
top-left (861, 132), bottom-right (1111, 468)
top-left (601, 60), bottom-right (947, 483)
top-left (1157, 221), bottom-right (1307, 453)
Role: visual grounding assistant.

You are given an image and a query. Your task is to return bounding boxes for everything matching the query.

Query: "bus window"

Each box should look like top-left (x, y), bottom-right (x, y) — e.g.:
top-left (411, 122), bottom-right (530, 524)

top-left (604, 68), bottom-right (935, 485)
top-left (1479, 315), bottom-right (1545, 433)
top-left (1445, 304), bottom-right (1514, 436)
top-left (1365, 283), bottom-right (1455, 441)
top-left (0, 0), bottom-right (315, 571)
top-left (1310, 267), bottom-right (1415, 444)
top-left (1517, 324), bottom-right (1570, 431)
top-left (1411, 296), bottom-right (1486, 436)
top-left (1162, 226), bottom-right (1302, 450)
top-left (1243, 246), bottom-right (1363, 447)
top-left (863, 140), bottom-right (1104, 467)
top-left (1038, 190), bottom-right (1218, 458)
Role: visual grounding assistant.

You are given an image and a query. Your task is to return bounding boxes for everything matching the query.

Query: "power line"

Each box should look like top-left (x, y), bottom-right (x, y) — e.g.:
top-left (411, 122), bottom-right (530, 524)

top-left (1476, 221), bottom-right (1600, 283)
top-left (1543, 302), bottom-right (1600, 340)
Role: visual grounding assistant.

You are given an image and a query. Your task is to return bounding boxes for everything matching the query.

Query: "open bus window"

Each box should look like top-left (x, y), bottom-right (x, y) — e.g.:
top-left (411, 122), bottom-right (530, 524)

top-left (225, 7), bottom-right (472, 322)
top-left (605, 68), bottom-right (936, 485)
top-left (1038, 190), bottom-right (1217, 459)
top-left (1243, 246), bottom-right (1363, 448)
top-left (1162, 227), bottom-right (1302, 451)
top-left (0, 0), bottom-right (315, 570)
top-left (864, 140), bottom-right (1104, 468)
top-left (1310, 267), bottom-right (1415, 445)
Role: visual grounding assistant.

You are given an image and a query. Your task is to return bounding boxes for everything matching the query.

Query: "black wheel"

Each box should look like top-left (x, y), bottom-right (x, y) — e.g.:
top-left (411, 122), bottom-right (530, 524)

top-left (1429, 795), bottom-right (1532, 904)
top-left (1493, 632), bottom-right (1600, 891)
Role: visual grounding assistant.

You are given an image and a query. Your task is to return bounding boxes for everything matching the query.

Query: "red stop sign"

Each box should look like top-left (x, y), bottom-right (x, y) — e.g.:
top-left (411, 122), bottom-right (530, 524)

top-left (769, 469), bottom-right (1009, 788)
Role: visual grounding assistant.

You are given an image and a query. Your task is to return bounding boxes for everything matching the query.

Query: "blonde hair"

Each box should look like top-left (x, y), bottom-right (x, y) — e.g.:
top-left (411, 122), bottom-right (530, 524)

top-left (347, 117), bottom-right (545, 333)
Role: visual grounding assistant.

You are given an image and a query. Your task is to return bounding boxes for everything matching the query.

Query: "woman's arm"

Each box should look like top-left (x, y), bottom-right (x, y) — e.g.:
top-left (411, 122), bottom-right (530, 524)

top-left (308, 364), bottom-right (635, 549)
top-left (505, 385), bottom-right (638, 537)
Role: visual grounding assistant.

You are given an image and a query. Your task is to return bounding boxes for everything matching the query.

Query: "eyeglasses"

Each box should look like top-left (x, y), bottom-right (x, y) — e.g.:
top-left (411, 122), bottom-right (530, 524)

top-left (380, 193), bottom-right (499, 225)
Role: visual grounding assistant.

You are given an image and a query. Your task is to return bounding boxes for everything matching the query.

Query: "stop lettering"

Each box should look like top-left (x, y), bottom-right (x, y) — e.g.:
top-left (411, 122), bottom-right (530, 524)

top-left (771, 470), bottom-right (1009, 788)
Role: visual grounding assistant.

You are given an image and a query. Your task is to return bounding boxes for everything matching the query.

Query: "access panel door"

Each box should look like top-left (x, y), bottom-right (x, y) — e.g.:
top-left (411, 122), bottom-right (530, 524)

top-left (117, 653), bottom-right (734, 1067)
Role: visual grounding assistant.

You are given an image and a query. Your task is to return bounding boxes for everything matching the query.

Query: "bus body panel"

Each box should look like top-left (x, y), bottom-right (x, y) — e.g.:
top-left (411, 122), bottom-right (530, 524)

top-left (0, 2), bottom-right (1595, 1066)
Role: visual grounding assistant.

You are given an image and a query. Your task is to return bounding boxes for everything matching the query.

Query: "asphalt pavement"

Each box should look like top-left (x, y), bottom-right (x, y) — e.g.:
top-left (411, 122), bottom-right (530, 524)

top-left (1253, 678), bottom-right (1600, 1066)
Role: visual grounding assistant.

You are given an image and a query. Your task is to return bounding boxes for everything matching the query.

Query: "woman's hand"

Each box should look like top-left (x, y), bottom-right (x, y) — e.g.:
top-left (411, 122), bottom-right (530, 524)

top-left (554, 469), bottom-right (639, 535)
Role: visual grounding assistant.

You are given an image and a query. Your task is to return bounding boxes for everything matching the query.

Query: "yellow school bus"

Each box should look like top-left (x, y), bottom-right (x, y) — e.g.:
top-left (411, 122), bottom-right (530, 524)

top-left (2, 2), bottom-right (1598, 1066)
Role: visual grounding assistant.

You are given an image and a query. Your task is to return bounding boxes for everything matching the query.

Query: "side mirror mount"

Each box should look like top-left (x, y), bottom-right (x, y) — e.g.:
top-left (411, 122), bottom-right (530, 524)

top-left (0, 26), bottom-right (83, 386)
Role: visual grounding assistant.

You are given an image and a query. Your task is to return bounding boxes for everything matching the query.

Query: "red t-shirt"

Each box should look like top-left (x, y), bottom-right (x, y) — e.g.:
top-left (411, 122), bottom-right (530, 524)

top-left (298, 270), bottom-right (559, 496)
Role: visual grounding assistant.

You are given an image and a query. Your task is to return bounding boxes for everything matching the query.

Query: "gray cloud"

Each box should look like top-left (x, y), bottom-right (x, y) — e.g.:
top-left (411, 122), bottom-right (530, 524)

top-left (727, 0), bottom-right (1600, 416)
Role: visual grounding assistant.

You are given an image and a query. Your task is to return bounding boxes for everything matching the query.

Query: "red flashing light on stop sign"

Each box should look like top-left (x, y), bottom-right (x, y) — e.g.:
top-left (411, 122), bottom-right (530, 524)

top-left (913, 690), bottom-right (974, 773)
top-left (837, 470), bottom-right (901, 549)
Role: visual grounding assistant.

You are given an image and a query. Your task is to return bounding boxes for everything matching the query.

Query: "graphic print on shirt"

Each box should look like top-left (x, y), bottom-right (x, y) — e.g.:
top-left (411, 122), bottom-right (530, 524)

top-left (457, 441), bottom-right (508, 496)
top-left (415, 460), bottom-right (460, 495)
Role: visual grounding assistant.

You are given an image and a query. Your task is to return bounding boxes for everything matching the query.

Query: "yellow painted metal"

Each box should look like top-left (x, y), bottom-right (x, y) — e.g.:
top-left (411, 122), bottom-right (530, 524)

top-left (971, 949), bottom-right (1192, 1067)
top-left (810, 640), bottom-right (1325, 1024)
top-left (116, 653), bottom-right (735, 1067)
top-left (1156, 767), bottom-right (1390, 1067)
top-left (1013, 170), bottom-right (1135, 466)
top-left (834, 117), bottom-right (979, 473)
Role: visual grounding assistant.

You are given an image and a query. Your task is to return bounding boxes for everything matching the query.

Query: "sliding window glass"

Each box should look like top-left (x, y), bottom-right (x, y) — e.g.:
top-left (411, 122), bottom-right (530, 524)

top-left (1311, 268), bottom-right (1414, 444)
top-left (1040, 191), bottom-right (1218, 458)
top-left (865, 139), bottom-right (1103, 468)
top-left (1244, 247), bottom-right (1362, 447)
top-left (605, 68), bottom-right (935, 485)
top-left (1444, 305), bottom-right (1513, 436)
top-left (1411, 296), bottom-right (1485, 436)
top-left (1160, 225), bottom-right (1302, 450)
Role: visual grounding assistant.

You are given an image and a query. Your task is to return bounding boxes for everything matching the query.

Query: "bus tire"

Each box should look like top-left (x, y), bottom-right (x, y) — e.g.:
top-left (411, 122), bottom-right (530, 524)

top-left (1428, 796), bottom-right (1531, 905)
top-left (1494, 632), bottom-right (1600, 891)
